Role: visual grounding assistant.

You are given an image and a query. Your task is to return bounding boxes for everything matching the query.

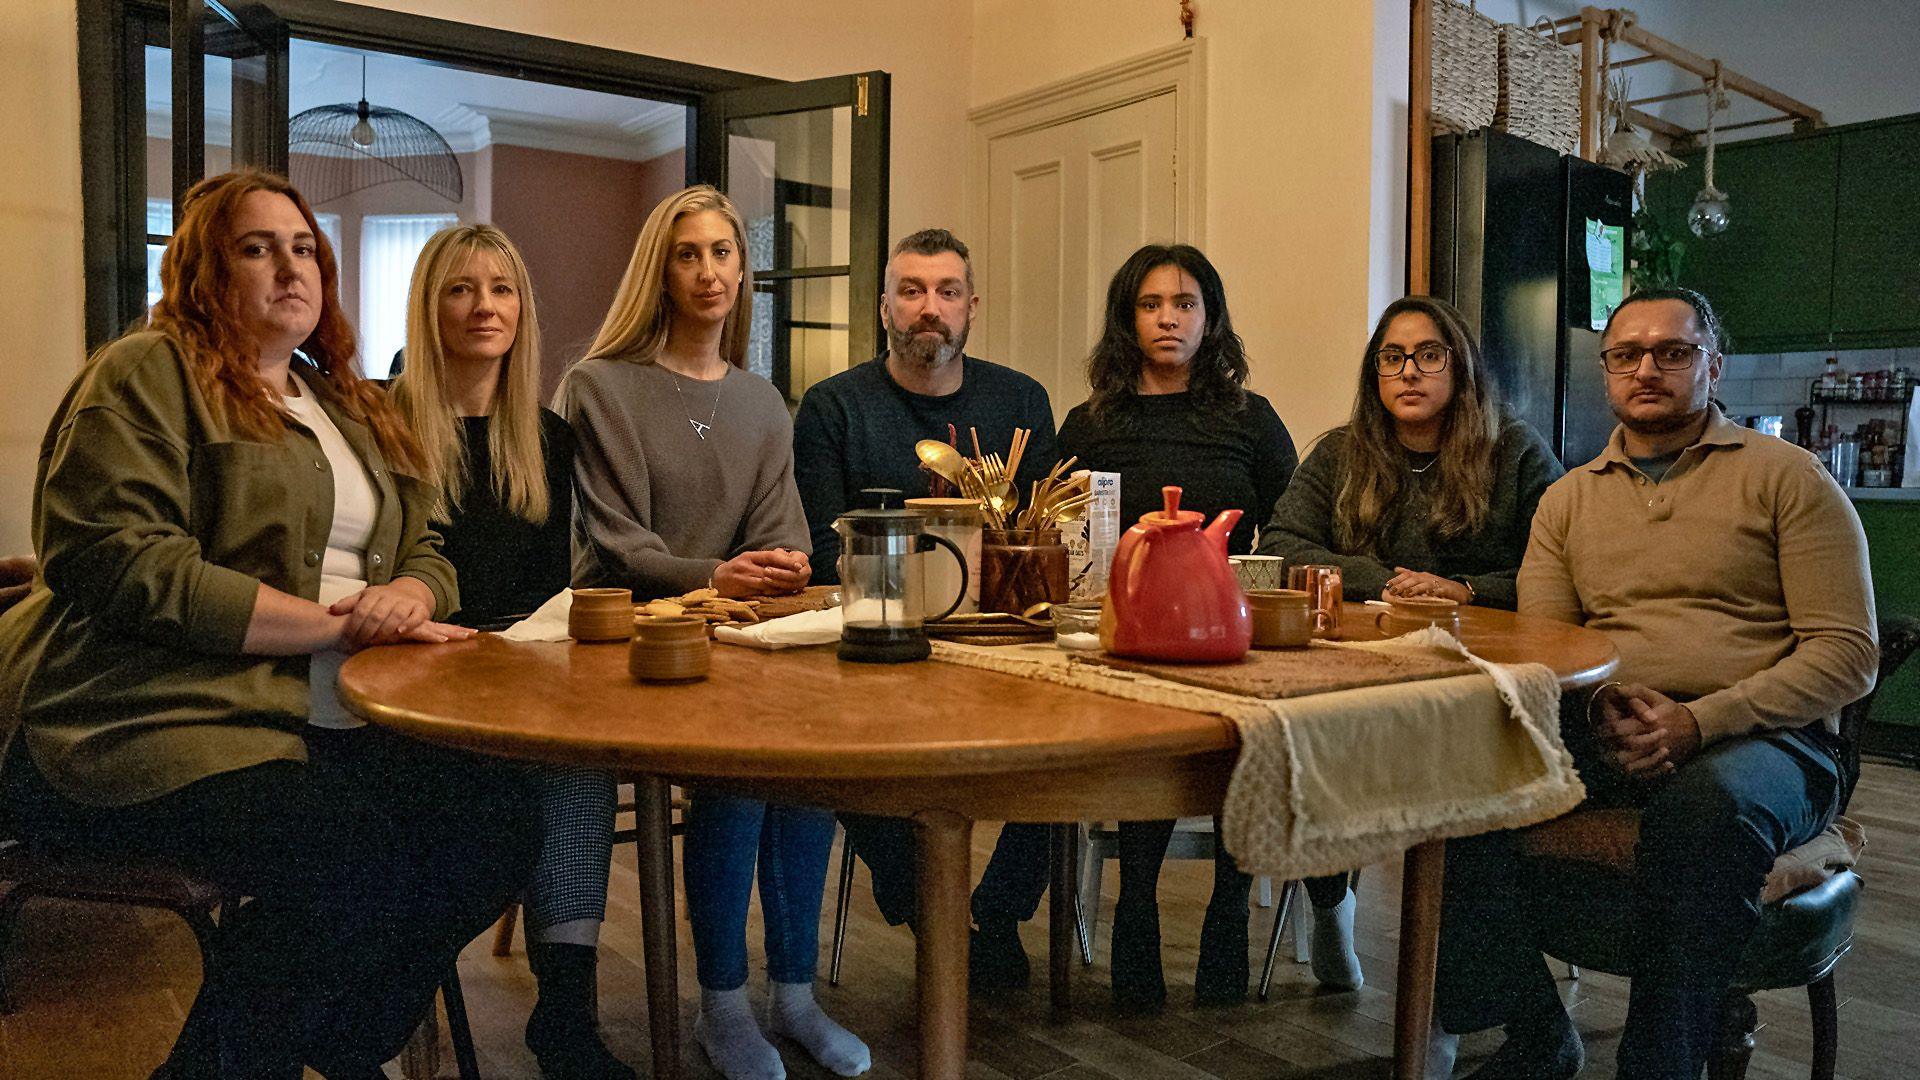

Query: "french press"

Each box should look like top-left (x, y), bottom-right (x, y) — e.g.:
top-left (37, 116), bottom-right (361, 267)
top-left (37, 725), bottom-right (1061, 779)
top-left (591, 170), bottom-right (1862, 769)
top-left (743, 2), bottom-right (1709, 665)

top-left (832, 509), bottom-right (969, 663)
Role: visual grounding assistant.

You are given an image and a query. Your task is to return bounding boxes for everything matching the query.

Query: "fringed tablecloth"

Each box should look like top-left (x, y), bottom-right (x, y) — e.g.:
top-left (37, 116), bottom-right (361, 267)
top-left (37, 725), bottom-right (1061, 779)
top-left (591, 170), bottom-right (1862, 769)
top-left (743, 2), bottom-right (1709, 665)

top-left (930, 628), bottom-right (1585, 880)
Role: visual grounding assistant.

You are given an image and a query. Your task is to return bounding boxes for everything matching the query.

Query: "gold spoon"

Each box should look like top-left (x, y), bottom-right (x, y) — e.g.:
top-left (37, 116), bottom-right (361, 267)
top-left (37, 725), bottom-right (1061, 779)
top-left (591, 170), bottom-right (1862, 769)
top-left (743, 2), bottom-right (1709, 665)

top-left (915, 440), bottom-right (971, 488)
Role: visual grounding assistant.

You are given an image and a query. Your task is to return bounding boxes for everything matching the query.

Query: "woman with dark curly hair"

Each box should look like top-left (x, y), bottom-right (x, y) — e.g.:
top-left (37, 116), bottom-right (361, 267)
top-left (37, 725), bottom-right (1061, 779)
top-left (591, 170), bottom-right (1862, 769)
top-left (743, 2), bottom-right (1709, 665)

top-left (1058, 243), bottom-right (1297, 1009)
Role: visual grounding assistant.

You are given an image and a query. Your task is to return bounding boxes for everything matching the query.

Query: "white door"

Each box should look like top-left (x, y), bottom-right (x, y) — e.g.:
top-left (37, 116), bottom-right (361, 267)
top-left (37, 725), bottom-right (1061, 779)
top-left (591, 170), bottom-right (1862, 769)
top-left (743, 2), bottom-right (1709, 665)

top-left (982, 92), bottom-right (1180, 426)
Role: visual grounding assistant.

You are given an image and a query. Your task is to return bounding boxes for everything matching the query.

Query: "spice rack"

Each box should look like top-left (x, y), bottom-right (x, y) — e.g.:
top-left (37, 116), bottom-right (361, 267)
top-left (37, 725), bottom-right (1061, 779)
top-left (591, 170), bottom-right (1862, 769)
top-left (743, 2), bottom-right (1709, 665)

top-left (1807, 379), bottom-right (1912, 489)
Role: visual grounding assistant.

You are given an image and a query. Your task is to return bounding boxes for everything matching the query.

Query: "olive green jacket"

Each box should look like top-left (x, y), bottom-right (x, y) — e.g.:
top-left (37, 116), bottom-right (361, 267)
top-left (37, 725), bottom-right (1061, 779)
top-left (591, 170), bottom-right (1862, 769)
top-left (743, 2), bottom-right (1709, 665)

top-left (0, 332), bottom-right (457, 807)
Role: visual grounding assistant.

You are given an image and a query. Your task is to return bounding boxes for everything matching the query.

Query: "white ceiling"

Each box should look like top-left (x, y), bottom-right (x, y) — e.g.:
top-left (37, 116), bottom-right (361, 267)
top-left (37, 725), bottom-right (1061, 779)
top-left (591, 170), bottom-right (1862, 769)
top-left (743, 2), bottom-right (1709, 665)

top-left (146, 37), bottom-right (687, 163)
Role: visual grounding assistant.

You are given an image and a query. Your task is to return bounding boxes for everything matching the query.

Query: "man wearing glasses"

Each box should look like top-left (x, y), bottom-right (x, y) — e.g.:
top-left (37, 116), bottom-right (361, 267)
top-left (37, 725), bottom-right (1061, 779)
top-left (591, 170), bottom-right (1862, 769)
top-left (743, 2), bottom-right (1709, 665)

top-left (1431, 288), bottom-right (1877, 1079)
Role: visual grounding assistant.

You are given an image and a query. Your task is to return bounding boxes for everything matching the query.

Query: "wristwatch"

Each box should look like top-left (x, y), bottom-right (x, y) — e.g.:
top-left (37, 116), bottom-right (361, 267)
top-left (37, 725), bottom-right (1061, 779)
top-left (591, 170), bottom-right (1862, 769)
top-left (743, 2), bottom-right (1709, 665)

top-left (1450, 575), bottom-right (1476, 601)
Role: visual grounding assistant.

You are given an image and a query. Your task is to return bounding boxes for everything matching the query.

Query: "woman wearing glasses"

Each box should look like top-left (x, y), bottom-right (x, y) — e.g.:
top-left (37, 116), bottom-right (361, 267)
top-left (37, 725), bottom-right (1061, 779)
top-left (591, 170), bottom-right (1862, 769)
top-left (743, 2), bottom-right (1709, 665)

top-left (1255, 295), bottom-right (1563, 990)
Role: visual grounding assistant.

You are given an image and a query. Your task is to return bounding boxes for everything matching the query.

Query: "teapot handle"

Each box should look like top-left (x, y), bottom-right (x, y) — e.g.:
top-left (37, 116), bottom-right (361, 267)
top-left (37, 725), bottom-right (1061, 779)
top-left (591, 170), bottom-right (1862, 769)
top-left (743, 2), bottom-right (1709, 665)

top-left (917, 532), bottom-right (971, 623)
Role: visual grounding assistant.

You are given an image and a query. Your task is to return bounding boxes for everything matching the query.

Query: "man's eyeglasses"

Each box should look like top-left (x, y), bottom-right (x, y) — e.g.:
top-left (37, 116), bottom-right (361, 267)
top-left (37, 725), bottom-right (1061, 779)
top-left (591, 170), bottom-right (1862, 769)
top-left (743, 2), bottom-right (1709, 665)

top-left (1373, 345), bottom-right (1452, 378)
top-left (1600, 342), bottom-right (1712, 374)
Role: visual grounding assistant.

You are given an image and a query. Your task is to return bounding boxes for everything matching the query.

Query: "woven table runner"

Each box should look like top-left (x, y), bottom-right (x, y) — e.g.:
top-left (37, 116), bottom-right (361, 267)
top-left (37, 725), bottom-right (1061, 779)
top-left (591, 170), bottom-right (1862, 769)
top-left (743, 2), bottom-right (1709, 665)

top-left (931, 629), bottom-right (1585, 880)
top-left (1084, 643), bottom-right (1476, 699)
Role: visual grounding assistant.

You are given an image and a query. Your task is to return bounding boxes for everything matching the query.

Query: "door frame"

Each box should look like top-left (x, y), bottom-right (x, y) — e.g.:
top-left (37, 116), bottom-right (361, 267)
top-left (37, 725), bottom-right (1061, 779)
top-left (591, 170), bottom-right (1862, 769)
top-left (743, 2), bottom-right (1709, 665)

top-left (965, 38), bottom-right (1208, 364)
top-left (77, 0), bottom-right (779, 349)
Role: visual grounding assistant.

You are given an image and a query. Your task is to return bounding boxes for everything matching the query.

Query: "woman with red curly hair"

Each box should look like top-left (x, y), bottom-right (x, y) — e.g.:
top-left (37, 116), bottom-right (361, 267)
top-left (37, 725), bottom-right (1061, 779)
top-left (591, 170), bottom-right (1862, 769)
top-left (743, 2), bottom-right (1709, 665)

top-left (0, 170), bottom-right (539, 1079)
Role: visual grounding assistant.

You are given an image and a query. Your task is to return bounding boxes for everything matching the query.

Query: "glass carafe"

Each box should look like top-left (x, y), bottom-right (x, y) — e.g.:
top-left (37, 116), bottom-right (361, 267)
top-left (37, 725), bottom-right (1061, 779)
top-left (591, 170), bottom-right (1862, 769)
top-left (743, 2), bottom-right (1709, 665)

top-left (832, 509), bottom-right (969, 663)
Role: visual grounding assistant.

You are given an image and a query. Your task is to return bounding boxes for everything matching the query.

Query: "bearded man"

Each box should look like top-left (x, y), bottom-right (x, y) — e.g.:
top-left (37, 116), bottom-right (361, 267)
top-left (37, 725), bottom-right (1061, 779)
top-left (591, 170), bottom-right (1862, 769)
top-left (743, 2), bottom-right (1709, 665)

top-left (791, 228), bottom-right (1058, 989)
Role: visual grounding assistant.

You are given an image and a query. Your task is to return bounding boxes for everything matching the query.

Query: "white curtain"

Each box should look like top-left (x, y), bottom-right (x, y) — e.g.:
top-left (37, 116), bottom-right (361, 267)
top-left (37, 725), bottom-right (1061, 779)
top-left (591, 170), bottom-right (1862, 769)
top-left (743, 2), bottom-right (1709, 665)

top-left (359, 213), bottom-right (455, 379)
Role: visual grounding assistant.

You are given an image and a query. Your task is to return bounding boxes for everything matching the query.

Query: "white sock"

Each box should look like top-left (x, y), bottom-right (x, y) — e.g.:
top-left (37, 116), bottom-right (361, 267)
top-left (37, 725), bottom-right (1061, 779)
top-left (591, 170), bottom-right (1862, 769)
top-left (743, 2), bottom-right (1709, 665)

top-left (1427, 1023), bottom-right (1460, 1080)
top-left (1310, 889), bottom-right (1365, 991)
top-left (695, 987), bottom-right (785, 1080)
top-left (535, 917), bottom-right (601, 948)
top-left (768, 980), bottom-right (871, 1077)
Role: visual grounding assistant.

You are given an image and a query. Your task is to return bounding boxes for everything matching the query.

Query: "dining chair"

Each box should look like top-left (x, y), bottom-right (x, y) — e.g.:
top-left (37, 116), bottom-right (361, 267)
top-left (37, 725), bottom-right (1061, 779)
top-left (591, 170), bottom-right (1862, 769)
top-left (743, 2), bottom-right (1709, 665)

top-left (0, 836), bottom-right (475, 1079)
top-left (1508, 616), bottom-right (1915, 1080)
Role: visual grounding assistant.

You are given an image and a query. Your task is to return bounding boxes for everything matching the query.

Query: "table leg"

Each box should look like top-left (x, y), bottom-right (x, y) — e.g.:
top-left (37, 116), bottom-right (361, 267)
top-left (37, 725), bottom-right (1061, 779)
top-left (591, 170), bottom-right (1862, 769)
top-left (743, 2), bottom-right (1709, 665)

top-left (914, 809), bottom-right (972, 1080)
top-left (1393, 839), bottom-right (1446, 1080)
top-left (1048, 823), bottom-right (1075, 1018)
top-left (634, 776), bottom-right (682, 1080)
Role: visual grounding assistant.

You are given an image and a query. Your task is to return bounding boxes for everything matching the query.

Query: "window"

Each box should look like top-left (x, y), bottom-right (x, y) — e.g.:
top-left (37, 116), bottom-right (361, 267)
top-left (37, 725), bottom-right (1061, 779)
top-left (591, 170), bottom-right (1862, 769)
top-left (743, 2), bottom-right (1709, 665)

top-left (144, 199), bottom-right (339, 313)
top-left (358, 213), bottom-right (455, 379)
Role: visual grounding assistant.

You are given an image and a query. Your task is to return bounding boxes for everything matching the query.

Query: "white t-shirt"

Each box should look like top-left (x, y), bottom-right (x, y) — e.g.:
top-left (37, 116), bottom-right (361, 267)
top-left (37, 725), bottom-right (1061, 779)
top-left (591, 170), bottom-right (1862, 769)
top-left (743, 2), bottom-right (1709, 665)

top-left (283, 372), bottom-right (379, 729)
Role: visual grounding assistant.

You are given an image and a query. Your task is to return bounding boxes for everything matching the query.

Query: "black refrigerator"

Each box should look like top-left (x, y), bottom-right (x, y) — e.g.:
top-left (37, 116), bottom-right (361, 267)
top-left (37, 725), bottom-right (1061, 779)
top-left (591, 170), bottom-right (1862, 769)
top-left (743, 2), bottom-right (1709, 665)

top-left (1430, 129), bottom-right (1633, 466)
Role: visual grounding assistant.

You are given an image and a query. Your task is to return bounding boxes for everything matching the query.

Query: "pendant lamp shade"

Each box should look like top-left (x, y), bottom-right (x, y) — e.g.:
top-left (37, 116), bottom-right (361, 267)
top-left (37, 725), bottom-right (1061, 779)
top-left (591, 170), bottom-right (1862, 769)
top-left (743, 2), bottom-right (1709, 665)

top-left (289, 101), bottom-right (464, 206)
top-left (288, 58), bottom-right (461, 207)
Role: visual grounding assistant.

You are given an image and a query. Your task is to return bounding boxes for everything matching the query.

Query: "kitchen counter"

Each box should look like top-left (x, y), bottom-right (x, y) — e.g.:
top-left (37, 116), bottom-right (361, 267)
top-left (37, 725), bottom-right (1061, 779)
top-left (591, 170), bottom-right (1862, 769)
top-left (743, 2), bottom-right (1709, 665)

top-left (1848, 487), bottom-right (1920, 503)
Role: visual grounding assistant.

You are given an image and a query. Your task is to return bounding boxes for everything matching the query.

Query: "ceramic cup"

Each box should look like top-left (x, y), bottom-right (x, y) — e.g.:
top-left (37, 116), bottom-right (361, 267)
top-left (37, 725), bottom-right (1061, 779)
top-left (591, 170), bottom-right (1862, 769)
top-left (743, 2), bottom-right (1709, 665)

top-left (1229, 554), bottom-right (1286, 593)
top-left (629, 615), bottom-right (711, 682)
top-left (1246, 589), bottom-right (1312, 648)
top-left (1374, 595), bottom-right (1462, 638)
top-left (569, 587), bottom-right (634, 643)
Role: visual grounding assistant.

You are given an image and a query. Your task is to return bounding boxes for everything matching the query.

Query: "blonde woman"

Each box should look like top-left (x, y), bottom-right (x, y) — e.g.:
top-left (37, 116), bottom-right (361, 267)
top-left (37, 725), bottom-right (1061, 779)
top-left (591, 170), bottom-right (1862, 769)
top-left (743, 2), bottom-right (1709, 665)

top-left (390, 225), bottom-right (630, 1080)
top-left (557, 186), bottom-right (865, 1080)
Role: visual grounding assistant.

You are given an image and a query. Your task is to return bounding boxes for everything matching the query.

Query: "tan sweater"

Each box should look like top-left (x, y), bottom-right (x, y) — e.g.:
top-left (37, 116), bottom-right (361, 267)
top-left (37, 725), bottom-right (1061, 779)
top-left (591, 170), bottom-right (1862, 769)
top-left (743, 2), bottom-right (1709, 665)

top-left (1518, 408), bottom-right (1877, 744)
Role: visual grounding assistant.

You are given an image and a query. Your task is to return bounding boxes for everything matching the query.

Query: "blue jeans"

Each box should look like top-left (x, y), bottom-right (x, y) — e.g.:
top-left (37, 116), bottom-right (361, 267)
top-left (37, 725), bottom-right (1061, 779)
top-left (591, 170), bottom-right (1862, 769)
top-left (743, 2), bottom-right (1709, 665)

top-left (1437, 705), bottom-right (1839, 1080)
top-left (683, 792), bottom-right (837, 991)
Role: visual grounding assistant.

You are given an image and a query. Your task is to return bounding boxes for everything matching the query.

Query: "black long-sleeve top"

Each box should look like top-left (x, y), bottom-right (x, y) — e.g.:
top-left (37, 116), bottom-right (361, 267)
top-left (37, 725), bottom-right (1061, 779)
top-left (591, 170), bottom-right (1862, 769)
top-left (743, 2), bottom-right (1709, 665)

top-left (792, 355), bottom-right (1059, 583)
top-left (439, 408), bottom-right (575, 628)
top-left (1057, 390), bottom-right (1298, 555)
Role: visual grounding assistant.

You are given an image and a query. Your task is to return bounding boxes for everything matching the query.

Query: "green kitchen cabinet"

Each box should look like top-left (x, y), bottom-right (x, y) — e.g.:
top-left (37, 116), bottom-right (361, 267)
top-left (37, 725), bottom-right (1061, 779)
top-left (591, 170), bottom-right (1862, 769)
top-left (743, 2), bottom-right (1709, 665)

top-left (1647, 133), bottom-right (1838, 353)
top-left (1832, 118), bottom-right (1920, 346)
top-left (1856, 499), bottom-right (1920, 735)
top-left (1643, 113), bottom-right (1920, 353)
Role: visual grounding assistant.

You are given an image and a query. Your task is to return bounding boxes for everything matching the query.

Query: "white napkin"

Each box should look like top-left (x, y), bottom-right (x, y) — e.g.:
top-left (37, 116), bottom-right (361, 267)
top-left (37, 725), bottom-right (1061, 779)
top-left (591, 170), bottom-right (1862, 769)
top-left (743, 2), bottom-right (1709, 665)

top-left (714, 607), bottom-right (843, 650)
top-left (499, 590), bottom-right (574, 642)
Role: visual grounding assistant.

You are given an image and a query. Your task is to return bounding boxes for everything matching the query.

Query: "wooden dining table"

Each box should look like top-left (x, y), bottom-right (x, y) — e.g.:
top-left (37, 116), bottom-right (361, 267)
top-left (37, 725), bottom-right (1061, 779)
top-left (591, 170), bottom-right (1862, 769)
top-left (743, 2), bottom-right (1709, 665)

top-left (339, 602), bottom-right (1616, 1080)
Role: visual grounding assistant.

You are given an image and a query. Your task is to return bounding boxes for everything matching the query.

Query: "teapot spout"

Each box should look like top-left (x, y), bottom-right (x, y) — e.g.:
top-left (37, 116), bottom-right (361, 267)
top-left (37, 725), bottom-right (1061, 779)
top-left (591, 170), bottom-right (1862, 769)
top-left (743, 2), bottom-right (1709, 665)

top-left (1204, 508), bottom-right (1243, 550)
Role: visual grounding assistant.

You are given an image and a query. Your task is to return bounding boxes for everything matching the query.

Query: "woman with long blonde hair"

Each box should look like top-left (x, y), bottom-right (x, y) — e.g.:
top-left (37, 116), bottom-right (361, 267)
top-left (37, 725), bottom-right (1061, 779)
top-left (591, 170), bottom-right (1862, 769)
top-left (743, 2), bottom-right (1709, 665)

top-left (390, 224), bottom-right (630, 1079)
top-left (0, 170), bottom-right (537, 1078)
top-left (1256, 294), bottom-right (1563, 992)
top-left (557, 185), bottom-right (867, 1080)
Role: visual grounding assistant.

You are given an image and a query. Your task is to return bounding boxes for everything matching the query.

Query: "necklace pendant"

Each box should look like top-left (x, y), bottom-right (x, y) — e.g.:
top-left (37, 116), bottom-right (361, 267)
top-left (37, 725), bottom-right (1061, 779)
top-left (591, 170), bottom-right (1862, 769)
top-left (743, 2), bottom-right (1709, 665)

top-left (689, 418), bottom-right (711, 439)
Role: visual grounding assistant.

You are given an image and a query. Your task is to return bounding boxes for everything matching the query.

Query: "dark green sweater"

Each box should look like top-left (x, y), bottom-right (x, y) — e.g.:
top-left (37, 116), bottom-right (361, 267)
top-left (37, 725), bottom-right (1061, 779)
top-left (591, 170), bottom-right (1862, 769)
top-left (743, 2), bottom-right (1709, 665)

top-left (1256, 414), bottom-right (1562, 609)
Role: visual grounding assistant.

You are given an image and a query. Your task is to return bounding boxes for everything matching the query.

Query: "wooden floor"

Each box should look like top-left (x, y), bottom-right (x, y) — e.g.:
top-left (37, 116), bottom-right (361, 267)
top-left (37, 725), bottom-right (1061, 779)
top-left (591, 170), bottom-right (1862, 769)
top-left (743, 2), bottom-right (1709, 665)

top-left (3, 761), bottom-right (1916, 1079)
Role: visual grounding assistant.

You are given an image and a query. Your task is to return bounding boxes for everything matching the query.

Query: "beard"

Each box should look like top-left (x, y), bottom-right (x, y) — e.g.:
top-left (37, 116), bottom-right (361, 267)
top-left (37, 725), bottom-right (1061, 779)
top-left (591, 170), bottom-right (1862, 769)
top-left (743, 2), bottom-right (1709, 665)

top-left (888, 315), bottom-right (970, 369)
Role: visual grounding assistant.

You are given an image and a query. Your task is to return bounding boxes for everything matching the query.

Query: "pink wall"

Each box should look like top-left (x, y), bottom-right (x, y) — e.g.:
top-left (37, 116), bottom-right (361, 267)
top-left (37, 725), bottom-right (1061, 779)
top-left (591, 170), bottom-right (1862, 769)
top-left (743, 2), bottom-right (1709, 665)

top-left (490, 144), bottom-right (685, 397)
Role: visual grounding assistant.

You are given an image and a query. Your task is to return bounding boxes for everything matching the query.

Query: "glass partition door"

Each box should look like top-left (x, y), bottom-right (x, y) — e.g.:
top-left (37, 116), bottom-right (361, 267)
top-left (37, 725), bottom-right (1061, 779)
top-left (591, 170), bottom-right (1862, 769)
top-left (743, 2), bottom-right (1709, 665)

top-left (697, 73), bottom-right (889, 401)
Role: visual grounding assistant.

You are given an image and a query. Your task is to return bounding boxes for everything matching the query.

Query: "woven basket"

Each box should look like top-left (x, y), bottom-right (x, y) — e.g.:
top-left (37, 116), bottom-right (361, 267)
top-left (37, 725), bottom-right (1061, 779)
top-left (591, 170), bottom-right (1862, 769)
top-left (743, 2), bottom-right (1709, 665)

top-left (1496, 21), bottom-right (1581, 154)
top-left (1430, 0), bottom-right (1499, 135)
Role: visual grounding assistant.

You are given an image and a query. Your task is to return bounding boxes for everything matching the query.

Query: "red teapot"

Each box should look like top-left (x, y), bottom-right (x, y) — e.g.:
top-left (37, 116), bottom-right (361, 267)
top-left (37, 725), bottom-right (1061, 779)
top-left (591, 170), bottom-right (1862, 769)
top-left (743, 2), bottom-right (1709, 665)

top-left (1099, 486), bottom-right (1251, 662)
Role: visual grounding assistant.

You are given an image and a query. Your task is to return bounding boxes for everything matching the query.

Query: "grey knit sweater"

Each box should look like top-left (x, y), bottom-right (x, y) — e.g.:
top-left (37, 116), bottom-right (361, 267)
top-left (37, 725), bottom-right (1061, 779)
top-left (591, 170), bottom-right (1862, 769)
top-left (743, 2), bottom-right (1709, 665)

top-left (1255, 414), bottom-right (1562, 609)
top-left (555, 357), bottom-right (810, 599)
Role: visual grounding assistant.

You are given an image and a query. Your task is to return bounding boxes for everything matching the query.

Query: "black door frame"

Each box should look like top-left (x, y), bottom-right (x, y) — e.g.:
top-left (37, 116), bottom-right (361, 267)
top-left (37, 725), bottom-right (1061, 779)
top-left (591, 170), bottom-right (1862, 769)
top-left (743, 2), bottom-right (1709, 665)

top-left (78, 0), bottom-right (778, 349)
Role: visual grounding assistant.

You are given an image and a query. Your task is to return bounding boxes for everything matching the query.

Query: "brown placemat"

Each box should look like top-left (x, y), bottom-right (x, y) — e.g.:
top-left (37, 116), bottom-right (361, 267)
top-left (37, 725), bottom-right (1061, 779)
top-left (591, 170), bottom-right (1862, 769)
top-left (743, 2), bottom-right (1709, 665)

top-left (1083, 643), bottom-right (1477, 700)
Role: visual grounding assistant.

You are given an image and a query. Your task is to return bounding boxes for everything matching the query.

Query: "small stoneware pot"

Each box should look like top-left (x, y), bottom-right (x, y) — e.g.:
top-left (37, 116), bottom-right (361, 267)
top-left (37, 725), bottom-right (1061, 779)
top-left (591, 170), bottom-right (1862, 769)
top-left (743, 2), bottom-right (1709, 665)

top-left (1247, 588), bottom-right (1312, 649)
top-left (629, 615), bottom-right (711, 683)
top-left (570, 587), bottom-right (634, 643)
top-left (1374, 595), bottom-right (1462, 638)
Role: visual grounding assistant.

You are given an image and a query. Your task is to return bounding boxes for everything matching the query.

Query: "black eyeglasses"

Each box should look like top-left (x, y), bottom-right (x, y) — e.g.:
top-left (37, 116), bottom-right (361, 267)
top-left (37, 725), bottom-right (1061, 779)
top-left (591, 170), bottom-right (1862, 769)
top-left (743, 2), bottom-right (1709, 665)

top-left (1373, 344), bottom-right (1452, 377)
top-left (1600, 342), bottom-right (1712, 374)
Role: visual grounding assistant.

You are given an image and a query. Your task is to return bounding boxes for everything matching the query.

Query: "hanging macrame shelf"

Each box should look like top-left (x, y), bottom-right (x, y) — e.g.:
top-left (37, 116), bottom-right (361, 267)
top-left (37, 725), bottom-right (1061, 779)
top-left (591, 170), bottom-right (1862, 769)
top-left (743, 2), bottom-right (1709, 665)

top-left (1545, 6), bottom-right (1824, 160)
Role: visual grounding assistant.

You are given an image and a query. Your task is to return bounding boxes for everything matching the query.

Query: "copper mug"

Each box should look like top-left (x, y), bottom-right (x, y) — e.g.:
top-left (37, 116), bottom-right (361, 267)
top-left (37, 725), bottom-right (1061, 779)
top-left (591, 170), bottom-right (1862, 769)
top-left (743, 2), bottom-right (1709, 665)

top-left (1285, 564), bottom-right (1343, 637)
